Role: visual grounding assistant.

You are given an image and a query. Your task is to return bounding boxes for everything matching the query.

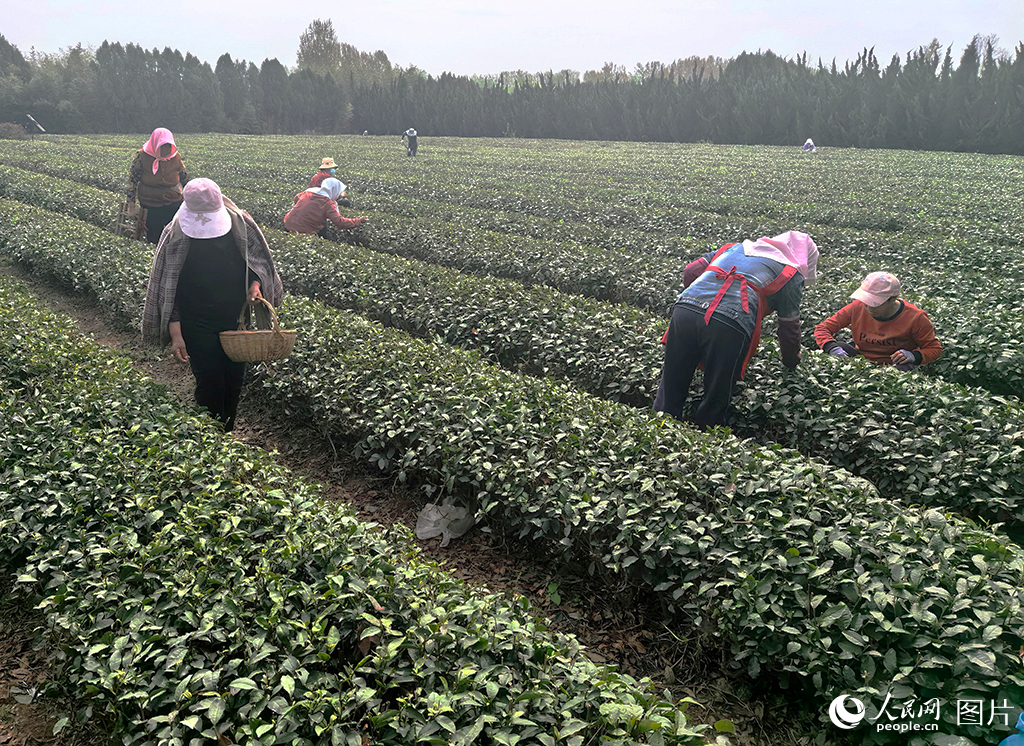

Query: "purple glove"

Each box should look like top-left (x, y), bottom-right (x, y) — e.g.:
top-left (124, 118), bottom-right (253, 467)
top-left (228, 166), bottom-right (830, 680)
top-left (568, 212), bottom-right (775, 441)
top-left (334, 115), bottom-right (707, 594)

top-left (829, 347), bottom-right (849, 357)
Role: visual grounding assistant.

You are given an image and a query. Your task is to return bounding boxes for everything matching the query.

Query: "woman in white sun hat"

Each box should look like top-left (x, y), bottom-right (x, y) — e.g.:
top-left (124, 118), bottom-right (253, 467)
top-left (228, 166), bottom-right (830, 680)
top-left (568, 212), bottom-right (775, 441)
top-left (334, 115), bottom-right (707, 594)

top-left (814, 271), bottom-right (942, 371)
top-left (142, 178), bottom-right (283, 431)
top-left (284, 177), bottom-right (368, 237)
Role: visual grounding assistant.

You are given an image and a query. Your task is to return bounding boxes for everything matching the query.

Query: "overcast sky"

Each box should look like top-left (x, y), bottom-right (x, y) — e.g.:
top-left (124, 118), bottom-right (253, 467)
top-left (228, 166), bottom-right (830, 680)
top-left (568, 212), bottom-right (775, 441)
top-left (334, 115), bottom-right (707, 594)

top-left (5, 0), bottom-right (1022, 76)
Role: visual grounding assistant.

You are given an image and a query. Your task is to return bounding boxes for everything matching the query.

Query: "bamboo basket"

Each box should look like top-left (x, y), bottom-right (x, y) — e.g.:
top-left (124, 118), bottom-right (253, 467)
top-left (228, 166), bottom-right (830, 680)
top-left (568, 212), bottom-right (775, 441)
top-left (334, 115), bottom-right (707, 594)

top-left (219, 297), bottom-right (297, 362)
top-left (113, 201), bottom-right (147, 239)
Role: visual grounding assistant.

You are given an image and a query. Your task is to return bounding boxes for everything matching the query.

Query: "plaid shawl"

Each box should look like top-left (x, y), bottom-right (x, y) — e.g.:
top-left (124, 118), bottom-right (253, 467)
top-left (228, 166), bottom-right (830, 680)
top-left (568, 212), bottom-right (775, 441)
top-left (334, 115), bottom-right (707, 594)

top-left (142, 197), bottom-right (284, 347)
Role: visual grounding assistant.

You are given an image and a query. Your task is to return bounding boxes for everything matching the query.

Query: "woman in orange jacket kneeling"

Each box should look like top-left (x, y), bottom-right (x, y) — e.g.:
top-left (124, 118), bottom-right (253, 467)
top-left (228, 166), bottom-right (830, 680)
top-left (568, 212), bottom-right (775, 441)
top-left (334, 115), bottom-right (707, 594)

top-left (814, 271), bottom-right (942, 371)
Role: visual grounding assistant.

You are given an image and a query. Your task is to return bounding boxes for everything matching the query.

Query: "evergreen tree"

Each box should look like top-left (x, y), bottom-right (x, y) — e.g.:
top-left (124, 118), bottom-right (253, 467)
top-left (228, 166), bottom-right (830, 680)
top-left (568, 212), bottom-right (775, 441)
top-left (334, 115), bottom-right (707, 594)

top-left (0, 33), bottom-right (32, 124)
top-left (215, 53), bottom-right (248, 132)
top-left (258, 58), bottom-right (289, 134)
top-left (182, 53), bottom-right (223, 132)
top-left (1, 31), bottom-right (1020, 154)
top-left (296, 19), bottom-right (342, 78)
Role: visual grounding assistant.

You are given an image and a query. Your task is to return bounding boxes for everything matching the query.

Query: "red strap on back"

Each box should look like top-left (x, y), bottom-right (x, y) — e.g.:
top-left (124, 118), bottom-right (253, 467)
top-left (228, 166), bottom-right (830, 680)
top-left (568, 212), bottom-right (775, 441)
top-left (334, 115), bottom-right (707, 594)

top-left (660, 244), bottom-right (738, 343)
top-left (734, 263), bottom-right (799, 379)
top-left (704, 265), bottom-right (749, 324)
top-left (758, 264), bottom-right (798, 297)
top-left (659, 244), bottom-right (793, 350)
top-left (710, 243), bottom-right (737, 263)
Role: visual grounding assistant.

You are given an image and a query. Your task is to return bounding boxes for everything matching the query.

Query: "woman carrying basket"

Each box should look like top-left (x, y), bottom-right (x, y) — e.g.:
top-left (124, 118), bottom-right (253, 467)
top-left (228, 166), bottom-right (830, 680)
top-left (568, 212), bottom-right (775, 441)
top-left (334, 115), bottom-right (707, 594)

top-left (143, 178), bottom-right (283, 432)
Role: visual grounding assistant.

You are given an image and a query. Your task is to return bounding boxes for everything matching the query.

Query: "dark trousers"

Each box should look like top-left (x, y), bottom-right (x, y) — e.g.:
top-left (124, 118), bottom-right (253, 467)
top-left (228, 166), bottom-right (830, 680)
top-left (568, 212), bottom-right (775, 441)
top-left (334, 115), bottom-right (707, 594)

top-left (653, 304), bottom-right (750, 428)
top-left (182, 329), bottom-right (247, 431)
top-left (406, 137), bottom-right (417, 156)
top-left (144, 202), bottom-right (182, 244)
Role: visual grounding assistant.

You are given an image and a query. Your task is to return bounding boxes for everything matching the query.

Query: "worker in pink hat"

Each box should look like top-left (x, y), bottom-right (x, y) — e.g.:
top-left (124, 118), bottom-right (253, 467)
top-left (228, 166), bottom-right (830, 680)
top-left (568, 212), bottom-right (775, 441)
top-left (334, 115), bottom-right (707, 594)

top-left (142, 178), bottom-right (283, 431)
top-left (126, 127), bottom-right (190, 244)
top-left (814, 271), bottom-right (942, 370)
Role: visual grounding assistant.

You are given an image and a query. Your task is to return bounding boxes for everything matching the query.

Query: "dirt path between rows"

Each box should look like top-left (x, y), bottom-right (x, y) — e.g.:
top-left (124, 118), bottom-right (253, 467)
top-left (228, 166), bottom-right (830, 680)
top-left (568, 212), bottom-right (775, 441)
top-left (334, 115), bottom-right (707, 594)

top-left (0, 259), bottom-right (814, 746)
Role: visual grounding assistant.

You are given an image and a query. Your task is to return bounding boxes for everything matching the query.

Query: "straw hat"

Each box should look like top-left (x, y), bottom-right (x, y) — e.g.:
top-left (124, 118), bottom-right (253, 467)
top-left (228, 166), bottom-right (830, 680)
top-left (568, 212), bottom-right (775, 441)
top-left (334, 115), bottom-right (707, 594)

top-left (319, 157), bottom-right (338, 170)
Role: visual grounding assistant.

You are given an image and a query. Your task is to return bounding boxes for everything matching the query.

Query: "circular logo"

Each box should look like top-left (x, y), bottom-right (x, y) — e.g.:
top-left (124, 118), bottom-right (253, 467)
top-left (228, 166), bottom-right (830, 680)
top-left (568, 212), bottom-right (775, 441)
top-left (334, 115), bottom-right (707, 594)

top-left (829, 695), bottom-right (866, 729)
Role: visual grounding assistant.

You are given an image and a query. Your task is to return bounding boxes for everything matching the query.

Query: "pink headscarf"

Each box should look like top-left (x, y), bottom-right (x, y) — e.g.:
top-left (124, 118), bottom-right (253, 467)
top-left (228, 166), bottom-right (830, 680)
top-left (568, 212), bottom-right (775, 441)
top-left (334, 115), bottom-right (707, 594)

top-left (142, 128), bottom-right (178, 174)
top-left (741, 231), bottom-right (819, 287)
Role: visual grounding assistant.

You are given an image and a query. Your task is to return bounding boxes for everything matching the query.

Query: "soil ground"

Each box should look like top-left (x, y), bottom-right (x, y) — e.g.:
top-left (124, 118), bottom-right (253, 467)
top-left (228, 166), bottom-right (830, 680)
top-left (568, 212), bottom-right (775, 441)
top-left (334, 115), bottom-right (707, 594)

top-left (0, 258), bottom-right (821, 746)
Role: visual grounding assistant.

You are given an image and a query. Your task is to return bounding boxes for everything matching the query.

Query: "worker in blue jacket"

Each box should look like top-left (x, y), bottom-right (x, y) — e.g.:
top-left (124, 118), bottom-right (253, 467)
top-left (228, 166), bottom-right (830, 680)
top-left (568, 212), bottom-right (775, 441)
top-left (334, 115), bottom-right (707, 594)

top-left (654, 231), bottom-right (819, 428)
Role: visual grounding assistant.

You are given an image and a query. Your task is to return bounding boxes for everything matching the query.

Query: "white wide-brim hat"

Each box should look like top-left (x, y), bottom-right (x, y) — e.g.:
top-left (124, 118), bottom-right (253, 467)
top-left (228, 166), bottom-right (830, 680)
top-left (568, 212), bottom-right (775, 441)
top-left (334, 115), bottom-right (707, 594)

top-left (179, 178), bottom-right (232, 239)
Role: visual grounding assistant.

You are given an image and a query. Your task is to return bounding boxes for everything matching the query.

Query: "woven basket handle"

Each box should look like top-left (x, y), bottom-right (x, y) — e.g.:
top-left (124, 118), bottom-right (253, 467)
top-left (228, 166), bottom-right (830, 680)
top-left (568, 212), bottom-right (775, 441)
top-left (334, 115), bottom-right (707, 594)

top-left (236, 296), bottom-right (281, 333)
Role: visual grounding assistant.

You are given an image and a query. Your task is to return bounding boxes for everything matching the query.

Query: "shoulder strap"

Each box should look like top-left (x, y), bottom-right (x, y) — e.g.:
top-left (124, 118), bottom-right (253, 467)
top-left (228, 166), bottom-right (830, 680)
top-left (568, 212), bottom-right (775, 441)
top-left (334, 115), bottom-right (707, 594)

top-left (758, 264), bottom-right (798, 296)
top-left (709, 242), bottom-right (738, 264)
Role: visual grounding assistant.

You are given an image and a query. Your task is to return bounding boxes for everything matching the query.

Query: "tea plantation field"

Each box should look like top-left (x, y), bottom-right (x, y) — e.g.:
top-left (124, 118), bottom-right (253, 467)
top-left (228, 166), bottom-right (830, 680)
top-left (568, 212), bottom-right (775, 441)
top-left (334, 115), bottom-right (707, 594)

top-left (1, 134), bottom-right (1023, 746)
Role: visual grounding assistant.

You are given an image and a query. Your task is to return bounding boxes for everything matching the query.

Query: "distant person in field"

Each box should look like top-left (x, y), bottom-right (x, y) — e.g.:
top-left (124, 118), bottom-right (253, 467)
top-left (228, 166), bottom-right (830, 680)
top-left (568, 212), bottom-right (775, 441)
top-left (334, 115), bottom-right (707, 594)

top-left (802, 138), bottom-right (816, 152)
top-left (126, 127), bottom-right (190, 244)
top-left (814, 271), bottom-right (942, 371)
top-left (308, 158), bottom-right (352, 207)
top-left (284, 177), bottom-right (368, 237)
top-left (142, 178), bottom-right (283, 432)
top-left (654, 231), bottom-right (819, 429)
top-left (402, 128), bottom-right (418, 156)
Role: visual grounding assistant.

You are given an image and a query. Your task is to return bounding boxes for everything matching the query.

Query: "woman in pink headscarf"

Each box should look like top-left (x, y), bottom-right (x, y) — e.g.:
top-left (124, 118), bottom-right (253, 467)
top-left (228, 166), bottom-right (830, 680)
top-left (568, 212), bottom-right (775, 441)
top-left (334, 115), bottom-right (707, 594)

top-left (126, 128), bottom-right (191, 244)
top-left (654, 231), bottom-right (819, 429)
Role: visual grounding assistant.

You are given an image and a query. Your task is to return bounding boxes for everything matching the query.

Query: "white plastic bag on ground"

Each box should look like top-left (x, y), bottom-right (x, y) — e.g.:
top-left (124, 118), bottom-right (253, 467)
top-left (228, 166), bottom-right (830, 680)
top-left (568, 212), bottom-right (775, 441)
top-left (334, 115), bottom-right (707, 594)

top-left (415, 501), bottom-right (475, 547)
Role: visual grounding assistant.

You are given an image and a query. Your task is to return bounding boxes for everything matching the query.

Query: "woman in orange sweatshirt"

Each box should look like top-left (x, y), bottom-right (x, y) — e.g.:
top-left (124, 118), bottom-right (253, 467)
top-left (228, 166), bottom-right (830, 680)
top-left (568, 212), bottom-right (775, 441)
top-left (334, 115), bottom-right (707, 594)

top-left (814, 272), bottom-right (942, 371)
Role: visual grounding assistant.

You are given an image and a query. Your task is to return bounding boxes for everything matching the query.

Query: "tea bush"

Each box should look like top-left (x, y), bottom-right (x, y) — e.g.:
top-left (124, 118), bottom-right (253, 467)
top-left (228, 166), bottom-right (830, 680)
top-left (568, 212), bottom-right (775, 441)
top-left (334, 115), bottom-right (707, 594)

top-left (258, 295), bottom-right (1024, 744)
top-left (0, 275), bottom-right (707, 746)
top-left (2, 197), bottom-right (1024, 742)
top-left (2, 197), bottom-right (1024, 534)
top-left (0, 164), bottom-right (119, 227)
top-left (3, 146), bottom-right (1023, 398)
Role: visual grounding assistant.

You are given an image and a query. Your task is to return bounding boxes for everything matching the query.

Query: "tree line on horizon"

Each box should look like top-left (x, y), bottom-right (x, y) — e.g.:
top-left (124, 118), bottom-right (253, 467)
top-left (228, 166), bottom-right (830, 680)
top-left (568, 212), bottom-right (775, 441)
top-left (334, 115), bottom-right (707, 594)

top-left (0, 23), bottom-right (1021, 155)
